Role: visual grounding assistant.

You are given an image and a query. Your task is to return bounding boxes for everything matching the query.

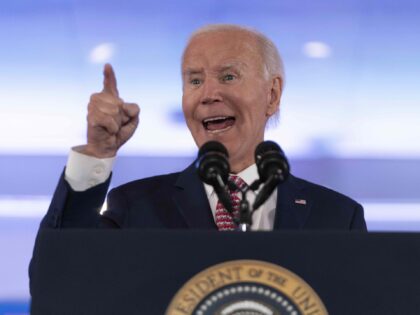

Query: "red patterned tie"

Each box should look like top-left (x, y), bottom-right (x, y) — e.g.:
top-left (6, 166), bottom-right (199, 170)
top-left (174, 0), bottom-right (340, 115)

top-left (215, 175), bottom-right (247, 231)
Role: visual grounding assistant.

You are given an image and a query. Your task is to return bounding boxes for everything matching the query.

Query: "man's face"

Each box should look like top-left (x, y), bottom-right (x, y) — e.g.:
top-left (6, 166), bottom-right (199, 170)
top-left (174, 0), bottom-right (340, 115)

top-left (182, 30), bottom-right (280, 172)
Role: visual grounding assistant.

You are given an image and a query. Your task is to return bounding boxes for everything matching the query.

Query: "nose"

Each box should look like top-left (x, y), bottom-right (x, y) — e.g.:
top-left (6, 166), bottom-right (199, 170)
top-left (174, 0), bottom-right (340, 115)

top-left (200, 78), bottom-right (222, 105)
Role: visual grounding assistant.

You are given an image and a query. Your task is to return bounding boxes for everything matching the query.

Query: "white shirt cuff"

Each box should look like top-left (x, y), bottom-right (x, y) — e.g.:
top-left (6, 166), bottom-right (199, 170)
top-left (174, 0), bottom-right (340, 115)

top-left (64, 146), bottom-right (115, 191)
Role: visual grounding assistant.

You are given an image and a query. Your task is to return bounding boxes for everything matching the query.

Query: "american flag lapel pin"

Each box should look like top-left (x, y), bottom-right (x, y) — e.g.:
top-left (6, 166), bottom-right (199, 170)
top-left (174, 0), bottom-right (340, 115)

top-left (295, 199), bottom-right (307, 205)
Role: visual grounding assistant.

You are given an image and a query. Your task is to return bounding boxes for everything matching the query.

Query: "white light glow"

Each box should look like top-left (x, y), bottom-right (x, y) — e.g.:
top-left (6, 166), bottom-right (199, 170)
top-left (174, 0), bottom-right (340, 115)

top-left (363, 202), bottom-right (420, 221)
top-left (89, 43), bottom-right (116, 64)
top-left (303, 41), bottom-right (332, 58)
top-left (0, 196), bottom-right (50, 218)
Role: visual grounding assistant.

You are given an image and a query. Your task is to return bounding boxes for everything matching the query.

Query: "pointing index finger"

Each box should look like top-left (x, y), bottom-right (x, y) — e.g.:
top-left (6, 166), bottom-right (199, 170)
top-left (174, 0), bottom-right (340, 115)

top-left (102, 63), bottom-right (119, 97)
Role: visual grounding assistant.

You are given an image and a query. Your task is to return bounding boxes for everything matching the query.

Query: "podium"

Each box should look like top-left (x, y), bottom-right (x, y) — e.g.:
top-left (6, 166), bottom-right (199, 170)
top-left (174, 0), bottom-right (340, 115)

top-left (30, 230), bottom-right (420, 314)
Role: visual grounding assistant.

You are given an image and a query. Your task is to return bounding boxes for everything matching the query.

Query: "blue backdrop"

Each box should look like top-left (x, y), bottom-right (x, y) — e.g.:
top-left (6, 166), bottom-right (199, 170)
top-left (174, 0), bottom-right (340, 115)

top-left (0, 0), bottom-right (419, 312)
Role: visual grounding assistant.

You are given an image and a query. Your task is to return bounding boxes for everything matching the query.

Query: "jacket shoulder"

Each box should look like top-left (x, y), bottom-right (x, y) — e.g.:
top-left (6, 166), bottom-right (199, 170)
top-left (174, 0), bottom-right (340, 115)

top-left (102, 172), bottom-right (183, 228)
top-left (290, 175), bottom-right (366, 230)
top-left (293, 175), bottom-right (361, 208)
top-left (110, 172), bottom-right (181, 196)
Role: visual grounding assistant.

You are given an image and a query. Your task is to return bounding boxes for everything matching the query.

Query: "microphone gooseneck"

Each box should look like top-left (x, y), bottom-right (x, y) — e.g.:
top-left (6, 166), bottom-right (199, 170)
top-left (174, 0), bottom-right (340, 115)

top-left (253, 141), bottom-right (290, 210)
top-left (196, 141), bottom-right (233, 213)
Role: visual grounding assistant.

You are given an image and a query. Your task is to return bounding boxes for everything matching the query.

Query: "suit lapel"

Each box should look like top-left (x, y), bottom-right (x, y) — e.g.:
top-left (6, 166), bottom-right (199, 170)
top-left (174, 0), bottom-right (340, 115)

top-left (273, 175), bottom-right (312, 230)
top-left (172, 163), bottom-right (217, 229)
top-left (171, 164), bottom-right (311, 230)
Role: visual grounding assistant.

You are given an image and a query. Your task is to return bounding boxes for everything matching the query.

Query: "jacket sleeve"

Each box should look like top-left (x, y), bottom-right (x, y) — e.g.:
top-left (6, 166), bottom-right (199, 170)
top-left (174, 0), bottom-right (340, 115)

top-left (39, 169), bottom-right (111, 228)
top-left (350, 203), bottom-right (368, 231)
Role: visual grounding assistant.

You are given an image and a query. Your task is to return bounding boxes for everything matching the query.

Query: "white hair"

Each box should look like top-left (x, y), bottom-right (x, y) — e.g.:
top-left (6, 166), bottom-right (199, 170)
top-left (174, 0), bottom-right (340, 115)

top-left (182, 24), bottom-right (285, 126)
top-left (183, 24), bottom-right (285, 84)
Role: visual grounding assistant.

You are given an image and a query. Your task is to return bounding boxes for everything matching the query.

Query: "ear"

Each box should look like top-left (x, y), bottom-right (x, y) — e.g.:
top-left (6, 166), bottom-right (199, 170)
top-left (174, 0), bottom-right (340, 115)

top-left (266, 77), bottom-right (282, 117)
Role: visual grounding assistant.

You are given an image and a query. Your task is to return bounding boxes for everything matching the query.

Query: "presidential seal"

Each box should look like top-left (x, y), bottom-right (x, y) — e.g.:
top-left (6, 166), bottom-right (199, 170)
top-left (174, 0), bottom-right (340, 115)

top-left (166, 260), bottom-right (328, 315)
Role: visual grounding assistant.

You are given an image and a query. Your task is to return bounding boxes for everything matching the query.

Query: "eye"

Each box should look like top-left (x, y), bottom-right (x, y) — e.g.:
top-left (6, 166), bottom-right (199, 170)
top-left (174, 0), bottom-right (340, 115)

top-left (222, 74), bottom-right (235, 82)
top-left (190, 78), bottom-right (201, 85)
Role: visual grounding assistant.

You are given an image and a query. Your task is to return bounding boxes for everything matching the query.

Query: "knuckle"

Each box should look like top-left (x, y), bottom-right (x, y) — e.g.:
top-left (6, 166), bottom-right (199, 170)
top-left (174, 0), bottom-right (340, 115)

top-left (87, 116), bottom-right (97, 127)
top-left (87, 100), bottom-right (95, 110)
top-left (110, 106), bottom-right (120, 115)
top-left (89, 93), bottom-right (101, 102)
top-left (87, 107), bottom-right (99, 118)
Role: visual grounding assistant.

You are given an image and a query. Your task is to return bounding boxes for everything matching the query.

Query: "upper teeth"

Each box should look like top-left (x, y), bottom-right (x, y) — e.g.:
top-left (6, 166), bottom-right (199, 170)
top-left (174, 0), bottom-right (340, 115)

top-left (203, 116), bottom-right (229, 123)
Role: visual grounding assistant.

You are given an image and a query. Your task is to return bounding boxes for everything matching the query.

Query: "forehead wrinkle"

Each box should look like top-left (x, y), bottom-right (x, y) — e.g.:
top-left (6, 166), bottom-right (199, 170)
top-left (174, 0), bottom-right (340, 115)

top-left (214, 61), bottom-right (247, 73)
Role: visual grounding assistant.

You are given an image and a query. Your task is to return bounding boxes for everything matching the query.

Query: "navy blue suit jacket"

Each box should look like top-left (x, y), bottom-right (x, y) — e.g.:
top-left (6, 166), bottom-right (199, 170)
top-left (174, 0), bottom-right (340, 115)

top-left (41, 163), bottom-right (366, 231)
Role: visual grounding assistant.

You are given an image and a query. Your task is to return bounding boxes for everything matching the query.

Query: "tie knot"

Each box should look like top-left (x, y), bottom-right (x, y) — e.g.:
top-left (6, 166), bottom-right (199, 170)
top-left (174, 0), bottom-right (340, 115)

top-left (228, 175), bottom-right (247, 192)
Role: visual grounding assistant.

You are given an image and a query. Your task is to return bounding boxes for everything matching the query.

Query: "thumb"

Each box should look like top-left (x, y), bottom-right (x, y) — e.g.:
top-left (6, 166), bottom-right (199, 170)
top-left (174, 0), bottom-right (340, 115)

top-left (122, 102), bottom-right (140, 118)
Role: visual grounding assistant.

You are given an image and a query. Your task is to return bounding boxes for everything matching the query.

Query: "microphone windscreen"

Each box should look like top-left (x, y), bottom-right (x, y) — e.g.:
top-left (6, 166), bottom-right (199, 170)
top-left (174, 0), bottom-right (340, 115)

top-left (196, 141), bottom-right (230, 185)
top-left (198, 141), bottom-right (229, 158)
top-left (255, 140), bottom-right (289, 182)
top-left (255, 140), bottom-right (283, 161)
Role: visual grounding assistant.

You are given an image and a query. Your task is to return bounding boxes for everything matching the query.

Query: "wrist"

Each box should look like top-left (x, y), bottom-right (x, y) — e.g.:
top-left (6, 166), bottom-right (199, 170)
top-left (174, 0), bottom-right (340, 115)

top-left (75, 144), bottom-right (117, 158)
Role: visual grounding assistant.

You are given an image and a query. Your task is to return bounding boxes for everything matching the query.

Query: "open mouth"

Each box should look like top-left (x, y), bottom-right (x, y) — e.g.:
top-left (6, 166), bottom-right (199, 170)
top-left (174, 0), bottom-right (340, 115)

top-left (202, 116), bottom-right (236, 132)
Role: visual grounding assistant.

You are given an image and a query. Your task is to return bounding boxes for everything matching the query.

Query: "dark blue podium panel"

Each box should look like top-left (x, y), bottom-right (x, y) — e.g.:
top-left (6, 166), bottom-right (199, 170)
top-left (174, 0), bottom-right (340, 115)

top-left (30, 230), bottom-right (420, 314)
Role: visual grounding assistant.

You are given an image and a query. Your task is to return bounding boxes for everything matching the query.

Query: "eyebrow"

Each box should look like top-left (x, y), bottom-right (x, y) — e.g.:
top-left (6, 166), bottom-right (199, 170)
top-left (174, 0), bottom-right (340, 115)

top-left (182, 68), bottom-right (204, 76)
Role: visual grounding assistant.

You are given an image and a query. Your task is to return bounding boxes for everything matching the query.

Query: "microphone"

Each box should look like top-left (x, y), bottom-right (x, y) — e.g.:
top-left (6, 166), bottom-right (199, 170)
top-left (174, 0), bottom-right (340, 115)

top-left (253, 141), bottom-right (290, 210)
top-left (196, 141), bottom-right (233, 213)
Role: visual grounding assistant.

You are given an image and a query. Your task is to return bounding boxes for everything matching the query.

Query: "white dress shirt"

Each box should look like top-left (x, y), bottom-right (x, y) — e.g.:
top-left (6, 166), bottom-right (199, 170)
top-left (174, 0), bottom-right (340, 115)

top-left (65, 149), bottom-right (276, 230)
top-left (65, 147), bottom-right (115, 191)
top-left (203, 164), bottom-right (276, 231)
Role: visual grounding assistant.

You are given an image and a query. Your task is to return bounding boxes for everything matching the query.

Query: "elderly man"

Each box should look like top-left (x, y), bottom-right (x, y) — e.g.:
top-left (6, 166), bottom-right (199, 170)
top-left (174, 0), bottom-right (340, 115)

top-left (41, 24), bottom-right (366, 231)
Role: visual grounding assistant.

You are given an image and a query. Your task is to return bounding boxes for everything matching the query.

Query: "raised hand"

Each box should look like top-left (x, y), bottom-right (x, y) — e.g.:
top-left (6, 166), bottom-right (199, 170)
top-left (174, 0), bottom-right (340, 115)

top-left (80, 64), bottom-right (140, 158)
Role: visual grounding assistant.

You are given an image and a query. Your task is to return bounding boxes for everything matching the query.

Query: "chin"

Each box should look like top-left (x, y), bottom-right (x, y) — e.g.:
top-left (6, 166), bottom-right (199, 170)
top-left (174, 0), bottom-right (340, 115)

top-left (223, 141), bottom-right (240, 159)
